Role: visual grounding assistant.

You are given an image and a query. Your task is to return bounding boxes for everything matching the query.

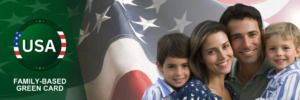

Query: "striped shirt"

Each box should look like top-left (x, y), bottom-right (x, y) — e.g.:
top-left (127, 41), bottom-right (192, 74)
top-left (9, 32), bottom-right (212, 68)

top-left (257, 60), bottom-right (300, 100)
top-left (142, 78), bottom-right (175, 100)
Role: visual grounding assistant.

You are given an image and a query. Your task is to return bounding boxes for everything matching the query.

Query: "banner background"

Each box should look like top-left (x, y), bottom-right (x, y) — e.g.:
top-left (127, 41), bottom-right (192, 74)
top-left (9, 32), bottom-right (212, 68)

top-left (1, 0), bottom-right (300, 100)
top-left (79, 0), bottom-right (300, 100)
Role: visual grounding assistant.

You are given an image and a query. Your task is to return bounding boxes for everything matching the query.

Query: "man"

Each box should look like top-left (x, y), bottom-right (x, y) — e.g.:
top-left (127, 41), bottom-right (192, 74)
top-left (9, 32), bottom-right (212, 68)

top-left (219, 4), bottom-right (272, 100)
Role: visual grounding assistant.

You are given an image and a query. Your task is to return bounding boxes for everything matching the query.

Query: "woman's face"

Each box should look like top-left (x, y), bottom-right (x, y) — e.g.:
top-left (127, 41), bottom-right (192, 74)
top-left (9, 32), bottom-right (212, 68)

top-left (201, 31), bottom-right (233, 76)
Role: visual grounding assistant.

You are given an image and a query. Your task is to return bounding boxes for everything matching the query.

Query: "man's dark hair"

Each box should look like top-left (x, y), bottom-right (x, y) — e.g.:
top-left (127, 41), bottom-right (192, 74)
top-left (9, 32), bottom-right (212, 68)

top-left (219, 3), bottom-right (263, 33)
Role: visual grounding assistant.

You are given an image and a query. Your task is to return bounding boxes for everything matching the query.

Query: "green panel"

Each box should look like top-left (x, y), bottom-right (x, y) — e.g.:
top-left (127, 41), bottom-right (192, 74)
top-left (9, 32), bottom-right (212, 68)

top-left (0, 0), bottom-right (87, 99)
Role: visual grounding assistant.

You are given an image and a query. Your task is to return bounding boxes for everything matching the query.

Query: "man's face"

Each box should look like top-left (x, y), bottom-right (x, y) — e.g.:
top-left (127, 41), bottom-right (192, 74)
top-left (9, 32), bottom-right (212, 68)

top-left (227, 17), bottom-right (263, 64)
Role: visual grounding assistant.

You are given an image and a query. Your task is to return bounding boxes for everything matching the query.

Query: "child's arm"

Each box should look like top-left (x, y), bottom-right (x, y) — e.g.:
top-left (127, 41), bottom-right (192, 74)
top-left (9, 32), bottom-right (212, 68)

top-left (141, 88), bottom-right (156, 100)
top-left (266, 72), bottom-right (300, 99)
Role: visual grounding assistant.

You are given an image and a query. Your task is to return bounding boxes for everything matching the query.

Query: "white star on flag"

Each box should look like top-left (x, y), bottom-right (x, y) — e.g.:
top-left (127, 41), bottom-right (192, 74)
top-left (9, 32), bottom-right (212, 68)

top-left (79, 22), bottom-right (90, 46)
top-left (120, 0), bottom-right (137, 6)
top-left (132, 16), bottom-right (158, 31)
top-left (85, 0), bottom-right (93, 13)
top-left (168, 10), bottom-right (192, 33)
top-left (129, 21), bottom-right (146, 43)
top-left (145, 0), bottom-right (167, 14)
top-left (93, 6), bottom-right (111, 33)
top-left (116, 0), bottom-right (137, 11)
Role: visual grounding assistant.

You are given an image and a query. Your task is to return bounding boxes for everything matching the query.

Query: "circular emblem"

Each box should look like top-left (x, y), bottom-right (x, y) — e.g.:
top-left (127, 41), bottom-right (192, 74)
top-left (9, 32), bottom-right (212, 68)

top-left (13, 19), bottom-right (66, 71)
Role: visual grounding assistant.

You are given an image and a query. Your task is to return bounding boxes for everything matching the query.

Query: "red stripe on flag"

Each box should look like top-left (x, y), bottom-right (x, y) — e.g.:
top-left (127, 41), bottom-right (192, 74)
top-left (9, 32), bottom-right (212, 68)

top-left (61, 43), bottom-right (66, 47)
top-left (111, 70), bottom-right (152, 100)
top-left (59, 35), bottom-right (65, 39)
top-left (59, 51), bottom-right (65, 55)
top-left (15, 51), bottom-right (20, 55)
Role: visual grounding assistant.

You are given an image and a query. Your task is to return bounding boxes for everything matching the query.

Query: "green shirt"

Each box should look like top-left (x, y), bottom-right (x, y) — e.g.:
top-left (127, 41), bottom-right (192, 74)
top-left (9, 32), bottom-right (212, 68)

top-left (225, 58), bottom-right (272, 100)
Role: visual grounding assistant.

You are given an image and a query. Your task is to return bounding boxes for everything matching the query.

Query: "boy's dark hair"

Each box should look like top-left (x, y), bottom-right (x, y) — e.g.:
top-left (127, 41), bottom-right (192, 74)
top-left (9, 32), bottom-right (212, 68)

top-left (157, 33), bottom-right (189, 66)
top-left (219, 3), bottom-right (263, 34)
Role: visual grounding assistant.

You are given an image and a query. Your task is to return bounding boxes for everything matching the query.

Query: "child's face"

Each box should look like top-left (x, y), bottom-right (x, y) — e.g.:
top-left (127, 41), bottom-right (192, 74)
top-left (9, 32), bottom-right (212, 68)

top-left (157, 57), bottom-right (190, 90)
top-left (265, 35), bottom-right (300, 73)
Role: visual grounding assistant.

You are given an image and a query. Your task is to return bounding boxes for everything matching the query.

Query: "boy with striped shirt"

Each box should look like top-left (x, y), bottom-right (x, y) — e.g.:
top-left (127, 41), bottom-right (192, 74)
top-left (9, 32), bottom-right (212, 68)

top-left (257, 22), bottom-right (300, 99)
top-left (142, 33), bottom-right (191, 100)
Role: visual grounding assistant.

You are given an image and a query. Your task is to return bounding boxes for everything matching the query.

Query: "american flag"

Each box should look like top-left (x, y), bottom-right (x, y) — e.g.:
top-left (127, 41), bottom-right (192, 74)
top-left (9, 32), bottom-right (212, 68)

top-left (13, 31), bottom-right (66, 59)
top-left (76, 0), bottom-right (300, 100)
top-left (58, 31), bottom-right (66, 59)
top-left (78, 0), bottom-right (225, 99)
top-left (14, 31), bottom-right (22, 59)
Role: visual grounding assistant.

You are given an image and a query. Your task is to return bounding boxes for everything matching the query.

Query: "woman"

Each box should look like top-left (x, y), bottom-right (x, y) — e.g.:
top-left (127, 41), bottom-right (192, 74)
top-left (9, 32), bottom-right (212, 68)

top-left (175, 20), bottom-right (236, 100)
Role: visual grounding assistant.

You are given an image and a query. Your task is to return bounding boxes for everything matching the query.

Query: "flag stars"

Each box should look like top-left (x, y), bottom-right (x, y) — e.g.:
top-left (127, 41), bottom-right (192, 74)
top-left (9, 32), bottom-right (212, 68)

top-left (129, 22), bottom-right (146, 43)
top-left (24, 0), bottom-right (51, 13)
top-left (169, 11), bottom-right (192, 33)
top-left (116, 0), bottom-right (137, 11)
top-left (116, 0), bottom-right (137, 6)
top-left (85, 0), bottom-right (93, 13)
top-left (132, 16), bottom-right (158, 31)
top-left (78, 22), bottom-right (91, 46)
top-left (93, 6), bottom-right (111, 33)
top-left (146, 0), bottom-right (167, 14)
top-left (0, 13), bottom-right (28, 27)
